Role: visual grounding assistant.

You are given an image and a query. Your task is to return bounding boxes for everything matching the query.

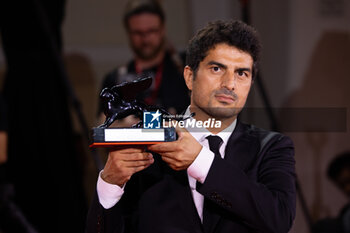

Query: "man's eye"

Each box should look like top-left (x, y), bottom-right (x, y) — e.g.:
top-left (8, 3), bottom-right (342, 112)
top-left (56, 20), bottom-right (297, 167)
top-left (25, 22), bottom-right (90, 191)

top-left (212, 66), bottom-right (221, 72)
top-left (237, 70), bottom-right (246, 76)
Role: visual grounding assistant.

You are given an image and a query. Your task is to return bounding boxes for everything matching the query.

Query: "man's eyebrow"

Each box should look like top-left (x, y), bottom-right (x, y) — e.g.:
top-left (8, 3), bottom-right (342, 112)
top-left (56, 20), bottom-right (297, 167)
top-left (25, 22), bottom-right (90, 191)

top-left (236, 67), bottom-right (252, 73)
top-left (207, 61), bottom-right (227, 69)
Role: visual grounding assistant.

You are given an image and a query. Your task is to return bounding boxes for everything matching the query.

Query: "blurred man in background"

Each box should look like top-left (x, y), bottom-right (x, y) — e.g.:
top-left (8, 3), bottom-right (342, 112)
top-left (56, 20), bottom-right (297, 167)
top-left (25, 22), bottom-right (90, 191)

top-left (98, 0), bottom-right (189, 126)
top-left (313, 152), bottom-right (350, 233)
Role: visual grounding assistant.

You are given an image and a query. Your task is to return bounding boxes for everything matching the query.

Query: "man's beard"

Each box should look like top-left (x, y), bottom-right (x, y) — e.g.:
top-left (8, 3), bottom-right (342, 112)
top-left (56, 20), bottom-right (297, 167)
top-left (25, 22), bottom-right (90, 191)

top-left (132, 39), bottom-right (164, 60)
top-left (193, 89), bottom-right (243, 120)
top-left (199, 106), bottom-right (242, 120)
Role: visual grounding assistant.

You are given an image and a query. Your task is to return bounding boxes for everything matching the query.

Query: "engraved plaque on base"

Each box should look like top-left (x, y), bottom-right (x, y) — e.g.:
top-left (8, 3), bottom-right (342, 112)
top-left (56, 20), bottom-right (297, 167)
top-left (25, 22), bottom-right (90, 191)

top-left (89, 127), bottom-right (176, 148)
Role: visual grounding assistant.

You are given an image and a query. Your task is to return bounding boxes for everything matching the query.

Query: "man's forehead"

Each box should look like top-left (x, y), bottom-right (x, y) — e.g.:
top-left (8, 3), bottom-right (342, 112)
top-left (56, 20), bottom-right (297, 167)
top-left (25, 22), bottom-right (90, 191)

top-left (207, 43), bottom-right (251, 56)
top-left (127, 13), bottom-right (162, 28)
top-left (202, 44), bottom-right (253, 65)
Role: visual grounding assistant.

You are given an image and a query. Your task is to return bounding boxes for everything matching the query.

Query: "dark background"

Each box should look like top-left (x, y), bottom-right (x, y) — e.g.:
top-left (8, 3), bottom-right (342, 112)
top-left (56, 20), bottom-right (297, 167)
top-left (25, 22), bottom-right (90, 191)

top-left (0, 0), bottom-right (350, 232)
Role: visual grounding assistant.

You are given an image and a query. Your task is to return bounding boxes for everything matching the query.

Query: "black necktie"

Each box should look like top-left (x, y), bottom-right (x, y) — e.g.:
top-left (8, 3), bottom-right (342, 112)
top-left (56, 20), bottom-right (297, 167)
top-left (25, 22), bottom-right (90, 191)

top-left (202, 135), bottom-right (223, 230)
top-left (206, 135), bottom-right (223, 157)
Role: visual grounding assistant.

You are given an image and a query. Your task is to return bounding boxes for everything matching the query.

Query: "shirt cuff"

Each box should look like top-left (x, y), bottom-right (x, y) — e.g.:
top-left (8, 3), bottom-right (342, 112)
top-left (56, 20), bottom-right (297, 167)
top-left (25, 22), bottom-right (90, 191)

top-left (187, 146), bottom-right (215, 184)
top-left (96, 170), bottom-right (125, 209)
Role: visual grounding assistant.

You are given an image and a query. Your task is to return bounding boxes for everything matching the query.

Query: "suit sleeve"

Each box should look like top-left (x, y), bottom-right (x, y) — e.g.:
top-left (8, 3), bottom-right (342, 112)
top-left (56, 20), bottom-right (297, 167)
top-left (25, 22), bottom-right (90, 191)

top-left (86, 190), bottom-right (127, 233)
top-left (86, 174), bottom-right (141, 233)
top-left (86, 154), bottom-right (165, 233)
top-left (196, 134), bottom-right (296, 233)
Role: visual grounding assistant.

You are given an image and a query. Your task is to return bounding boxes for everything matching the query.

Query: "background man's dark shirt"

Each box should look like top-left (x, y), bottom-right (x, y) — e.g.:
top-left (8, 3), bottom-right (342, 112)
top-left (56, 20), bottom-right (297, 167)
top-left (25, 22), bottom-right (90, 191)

top-left (98, 51), bottom-right (190, 115)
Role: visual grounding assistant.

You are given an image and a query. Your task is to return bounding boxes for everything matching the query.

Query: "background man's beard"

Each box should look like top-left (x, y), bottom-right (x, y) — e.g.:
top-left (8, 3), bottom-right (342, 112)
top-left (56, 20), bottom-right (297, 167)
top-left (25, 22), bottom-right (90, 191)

top-left (133, 40), bottom-right (164, 60)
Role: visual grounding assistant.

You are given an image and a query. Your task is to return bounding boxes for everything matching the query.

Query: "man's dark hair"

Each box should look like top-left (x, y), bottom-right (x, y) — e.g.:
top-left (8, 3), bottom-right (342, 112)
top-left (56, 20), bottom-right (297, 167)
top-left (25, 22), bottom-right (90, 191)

top-left (327, 151), bottom-right (350, 181)
top-left (186, 20), bottom-right (261, 79)
top-left (123, 0), bottom-right (165, 29)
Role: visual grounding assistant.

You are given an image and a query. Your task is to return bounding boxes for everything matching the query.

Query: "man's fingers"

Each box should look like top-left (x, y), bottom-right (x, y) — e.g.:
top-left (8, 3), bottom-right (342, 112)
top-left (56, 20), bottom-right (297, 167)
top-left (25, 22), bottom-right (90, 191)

top-left (148, 126), bottom-right (192, 153)
top-left (160, 155), bottom-right (184, 171)
top-left (124, 158), bottom-right (154, 167)
top-left (174, 122), bottom-right (189, 135)
top-left (148, 141), bottom-right (179, 153)
top-left (132, 164), bottom-right (152, 173)
top-left (125, 152), bottom-right (153, 161)
top-left (164, 119), bottom-right (189, 137)
top-left (103, 148), bottom-right (153, 186)
top-left (160, 155), bottom-right (173, 164)
top-left (110, 151), bottom-right (153, 161)
top-left (110, 147), bottom-right (144, 153)
top-left (158, 152), bottom-right (176, 160)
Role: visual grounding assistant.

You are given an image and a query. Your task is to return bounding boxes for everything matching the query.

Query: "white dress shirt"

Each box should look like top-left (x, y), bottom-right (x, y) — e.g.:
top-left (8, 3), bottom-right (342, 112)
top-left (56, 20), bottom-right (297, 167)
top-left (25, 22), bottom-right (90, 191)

top-left (185, 108), bottom-right (236, 222)
top-left (96, 106), bottom-right (237, 222)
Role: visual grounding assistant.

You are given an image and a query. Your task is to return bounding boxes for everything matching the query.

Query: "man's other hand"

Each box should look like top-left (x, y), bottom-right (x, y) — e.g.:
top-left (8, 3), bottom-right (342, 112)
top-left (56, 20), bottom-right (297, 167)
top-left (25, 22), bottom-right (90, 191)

top-left (148, 127), bottom-right (202, 171)
top-left (101, 147), bottom-right (154, 187)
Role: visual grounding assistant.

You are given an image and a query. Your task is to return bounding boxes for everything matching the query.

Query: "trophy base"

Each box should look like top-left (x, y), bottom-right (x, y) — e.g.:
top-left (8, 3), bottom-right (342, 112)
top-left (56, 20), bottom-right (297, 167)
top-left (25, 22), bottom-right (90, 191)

top-left (89, 127), bottom-right (176, 148)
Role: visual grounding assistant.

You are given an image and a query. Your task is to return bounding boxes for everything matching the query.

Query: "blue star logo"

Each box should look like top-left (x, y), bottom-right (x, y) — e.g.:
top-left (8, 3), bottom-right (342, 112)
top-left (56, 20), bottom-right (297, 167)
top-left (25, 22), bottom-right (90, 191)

top-left (143, 110), bottom-right (162, 129)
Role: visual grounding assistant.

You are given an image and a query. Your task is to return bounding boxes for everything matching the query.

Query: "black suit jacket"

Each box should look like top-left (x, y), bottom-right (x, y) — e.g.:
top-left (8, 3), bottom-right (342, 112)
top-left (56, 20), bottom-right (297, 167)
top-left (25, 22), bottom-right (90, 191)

top-left (86, 122), bottom-right (296, 233)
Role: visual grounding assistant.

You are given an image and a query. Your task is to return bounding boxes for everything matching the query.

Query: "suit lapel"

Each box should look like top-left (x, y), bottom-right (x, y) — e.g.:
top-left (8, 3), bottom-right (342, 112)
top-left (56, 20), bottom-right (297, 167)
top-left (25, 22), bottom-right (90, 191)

top-left (225, 121), bottom-right (260, 172)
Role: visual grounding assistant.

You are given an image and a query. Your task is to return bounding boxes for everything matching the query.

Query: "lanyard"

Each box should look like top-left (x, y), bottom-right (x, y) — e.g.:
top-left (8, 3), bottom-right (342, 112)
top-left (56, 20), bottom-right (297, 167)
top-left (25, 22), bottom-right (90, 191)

top-left (135, 62), bottom-right (164, 105)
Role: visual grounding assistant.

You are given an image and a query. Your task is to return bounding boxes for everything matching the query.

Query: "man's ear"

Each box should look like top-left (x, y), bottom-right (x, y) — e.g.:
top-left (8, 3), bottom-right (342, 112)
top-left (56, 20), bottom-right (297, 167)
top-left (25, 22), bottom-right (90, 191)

top-left (183, 66), bottom-right (193, 91)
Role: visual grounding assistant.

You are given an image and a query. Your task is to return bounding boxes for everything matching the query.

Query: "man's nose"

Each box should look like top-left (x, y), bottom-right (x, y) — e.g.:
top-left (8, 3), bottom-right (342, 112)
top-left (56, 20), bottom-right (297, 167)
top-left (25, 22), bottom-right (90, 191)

top-left (140, 32), bottom-right (150, 38)
top-left (221, 71), bottom-right (236, 90)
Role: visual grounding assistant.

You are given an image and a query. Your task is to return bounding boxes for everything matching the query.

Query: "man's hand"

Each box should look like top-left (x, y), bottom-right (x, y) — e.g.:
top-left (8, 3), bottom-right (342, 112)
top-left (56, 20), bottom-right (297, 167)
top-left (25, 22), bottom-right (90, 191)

top-left (101, 147), bottom-right (154, 187)
top-left (148, 128), bottom-right (202, 170)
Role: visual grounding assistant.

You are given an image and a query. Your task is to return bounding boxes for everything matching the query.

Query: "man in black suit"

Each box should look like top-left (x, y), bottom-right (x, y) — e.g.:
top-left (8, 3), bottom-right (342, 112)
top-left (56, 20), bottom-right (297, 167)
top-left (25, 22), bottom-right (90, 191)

top-left (87, 20), bottom-right (296, 233)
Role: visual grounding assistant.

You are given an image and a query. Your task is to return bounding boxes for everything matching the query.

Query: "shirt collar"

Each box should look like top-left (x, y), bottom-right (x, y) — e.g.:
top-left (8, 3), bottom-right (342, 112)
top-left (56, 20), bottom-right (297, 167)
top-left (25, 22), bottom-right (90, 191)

top-left (184, 106), bottom-right (237, 145)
